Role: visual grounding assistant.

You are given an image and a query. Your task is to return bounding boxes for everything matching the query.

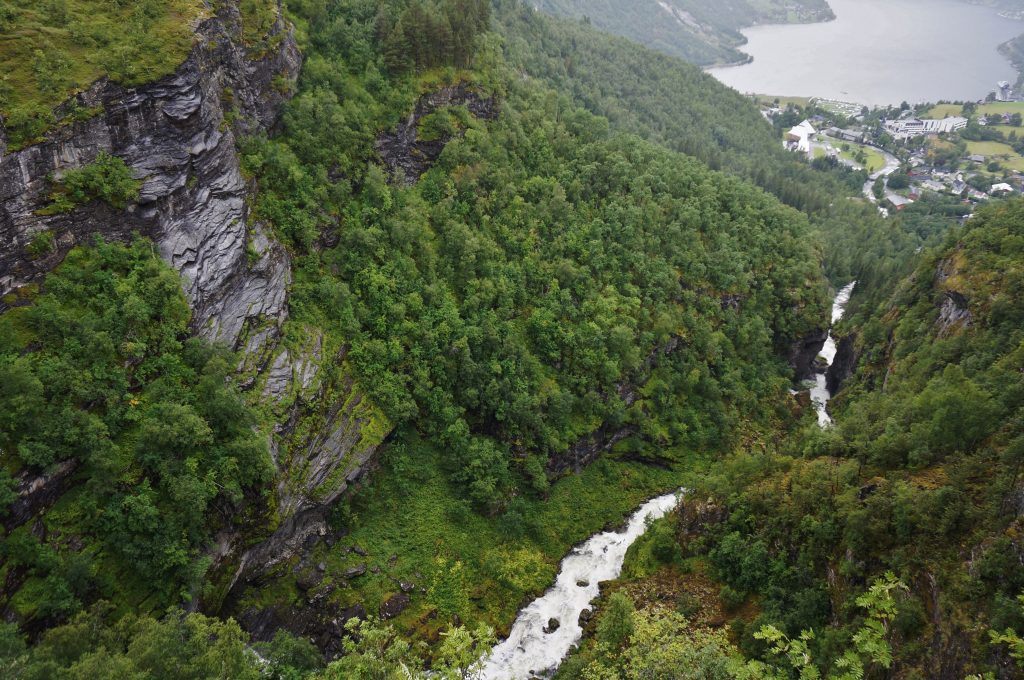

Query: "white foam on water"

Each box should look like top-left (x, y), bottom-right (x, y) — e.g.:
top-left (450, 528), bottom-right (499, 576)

top-left (480, 489), bottom-right (685, 679)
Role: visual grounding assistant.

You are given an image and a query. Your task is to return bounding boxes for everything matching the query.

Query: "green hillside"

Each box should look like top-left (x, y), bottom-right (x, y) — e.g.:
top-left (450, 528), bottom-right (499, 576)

top-left (531, 0), bottom-right (833, 66)
top-left (1, 0), bottom-right (1021, 678)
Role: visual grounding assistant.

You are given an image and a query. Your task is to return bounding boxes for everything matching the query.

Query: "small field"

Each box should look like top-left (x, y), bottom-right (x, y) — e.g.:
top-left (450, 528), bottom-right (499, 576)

top-left (750, 94), bottom-right (813, 109)
top-left (926, 103), bottom-right (966, 118)
top-left (975, 101), bottom-right (1024, 116)
top-left (990, 125), bottom-right (1023, 138)
top-left (927, 101), bottom-right (1024, 119)
top-left (836, 141), bottom-right (886, 172)
top-left (965, 140), bottom-right (1024, 171)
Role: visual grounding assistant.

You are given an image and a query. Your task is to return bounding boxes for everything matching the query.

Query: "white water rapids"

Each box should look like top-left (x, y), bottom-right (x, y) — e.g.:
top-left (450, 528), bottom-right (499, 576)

top-left (809, 282), bottom-right (856, 427)
top-left (480, 489), bottom-right (685, 679)
top-left (479, 285), bottom-right (856, 677)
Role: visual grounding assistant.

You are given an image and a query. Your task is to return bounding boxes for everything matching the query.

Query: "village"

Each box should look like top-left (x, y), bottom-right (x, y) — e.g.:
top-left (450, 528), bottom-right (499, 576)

top-left (760, 82), bottom-right (1024, 218)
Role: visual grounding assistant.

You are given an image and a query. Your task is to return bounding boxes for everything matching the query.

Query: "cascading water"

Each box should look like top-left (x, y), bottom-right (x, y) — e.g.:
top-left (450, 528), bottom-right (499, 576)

top-left (809, 282), bottom-right (856, 427)
top-left (479, 286), bottom-right (855, 678)
top-left (480, 489), bottom-right (685, 680)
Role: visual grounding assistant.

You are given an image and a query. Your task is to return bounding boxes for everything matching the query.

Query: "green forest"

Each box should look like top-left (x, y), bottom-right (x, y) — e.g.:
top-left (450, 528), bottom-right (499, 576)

top-left (1, 0), bottom-right (1023, 678)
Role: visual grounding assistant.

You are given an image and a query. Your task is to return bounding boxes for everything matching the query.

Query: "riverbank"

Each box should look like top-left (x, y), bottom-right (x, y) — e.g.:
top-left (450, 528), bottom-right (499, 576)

top-left (231, 428), bottom-right (697, 649)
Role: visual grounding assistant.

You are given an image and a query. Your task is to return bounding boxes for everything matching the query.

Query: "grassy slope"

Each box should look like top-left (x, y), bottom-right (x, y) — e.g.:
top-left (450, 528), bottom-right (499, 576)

top-left (0, 0), bottom-right (278, 147)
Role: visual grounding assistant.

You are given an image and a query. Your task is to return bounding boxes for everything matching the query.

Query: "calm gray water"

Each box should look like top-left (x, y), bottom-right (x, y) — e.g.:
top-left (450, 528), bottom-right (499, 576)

top-left (708, 0), bottom-right (1023, 105)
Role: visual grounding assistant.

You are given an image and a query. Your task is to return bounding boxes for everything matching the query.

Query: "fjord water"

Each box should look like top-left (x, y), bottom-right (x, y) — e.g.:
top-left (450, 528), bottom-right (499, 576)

top-left (708, 0), bottom-right (1022, 105)
top-left (481, 490), bottom-right (685, 679)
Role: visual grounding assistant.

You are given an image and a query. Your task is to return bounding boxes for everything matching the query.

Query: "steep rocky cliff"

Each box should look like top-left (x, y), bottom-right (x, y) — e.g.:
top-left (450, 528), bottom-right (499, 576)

top-left (0, 4), bottom-right (298, 354)
top-left (0, 1), bottom-right (393, 597)
top-left (825, 332), bottom-right (858, 395)
top-left (786, 328), bottom-right (829, 383)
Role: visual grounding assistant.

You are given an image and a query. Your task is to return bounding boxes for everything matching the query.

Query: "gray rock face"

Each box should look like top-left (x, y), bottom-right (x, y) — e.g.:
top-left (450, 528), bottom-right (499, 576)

top-left (227, 365), bottom-right (388, 591)
top-left (3, 459), bottom-right (80, 533)
top-left (937, 291), bottom-right (971, 336)
top-left (375, 82), bottom-right (498, 185)
top-left (0, 2), bottom-right (301, 354)
top-left (786, 328), bottom-right (829, 382)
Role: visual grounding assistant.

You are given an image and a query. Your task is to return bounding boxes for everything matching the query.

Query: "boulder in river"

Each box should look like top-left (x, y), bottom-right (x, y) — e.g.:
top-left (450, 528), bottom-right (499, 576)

top-left (543, 618), bottom-right (560, 634)
top-left (576, 579), bottom-right (590, 587)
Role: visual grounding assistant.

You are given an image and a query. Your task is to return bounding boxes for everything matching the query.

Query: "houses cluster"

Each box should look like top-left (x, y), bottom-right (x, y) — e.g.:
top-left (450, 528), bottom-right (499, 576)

top-left (882, 116), bottom-right (968, 140)
top-left (887, 166), bottom-right (1018, 216)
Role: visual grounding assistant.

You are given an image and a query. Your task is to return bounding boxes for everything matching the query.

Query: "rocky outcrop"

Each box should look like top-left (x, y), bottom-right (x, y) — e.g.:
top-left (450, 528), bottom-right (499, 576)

top-left (825, 332), bottom-right (858, 395)
top-left (786, 328), bottom-right (829, 382)
top-left (0, 2), bottom-right (301, 355)
top-left (375, 83), bottom-right (498, 185)
top-left (225, 360), bottom-right (390, 592)
top-left (238, 592), bottom-right (363, 659)
top-left (936, 291), bottom-right (971, 336)
top-left (3, 460), bottom-right (80, 533)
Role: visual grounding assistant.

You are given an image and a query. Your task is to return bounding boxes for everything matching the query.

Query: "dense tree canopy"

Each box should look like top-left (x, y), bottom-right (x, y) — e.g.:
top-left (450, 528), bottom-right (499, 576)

top-left (0, 240), bottom-right (272, 620)
top-left (246, 0), bottom-right (827, 513)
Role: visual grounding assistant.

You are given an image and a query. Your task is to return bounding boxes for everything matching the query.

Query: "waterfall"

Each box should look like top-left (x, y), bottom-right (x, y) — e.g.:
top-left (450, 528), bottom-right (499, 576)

top-left (809, 281), bottom-right (856, 427)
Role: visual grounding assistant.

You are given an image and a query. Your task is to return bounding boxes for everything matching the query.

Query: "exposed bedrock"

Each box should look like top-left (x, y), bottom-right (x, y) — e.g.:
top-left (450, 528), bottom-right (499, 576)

top-left (0, 2), bottom-right (300, 353)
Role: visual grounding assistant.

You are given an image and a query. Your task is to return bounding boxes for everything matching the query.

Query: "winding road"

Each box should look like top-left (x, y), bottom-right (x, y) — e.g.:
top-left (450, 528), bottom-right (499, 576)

top-left (861, 145), bottom-right (901, 211)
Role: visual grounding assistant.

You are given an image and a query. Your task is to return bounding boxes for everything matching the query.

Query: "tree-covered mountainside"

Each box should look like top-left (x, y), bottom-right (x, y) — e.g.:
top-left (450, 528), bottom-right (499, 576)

top-left (1, 0), bottom-right (831, 657)
top-left (221, 0), bottom-right (833, 641)
top-left (530, 0), bottom-right (833, 67)
top-left (563, 199), bottom-right (1024, 679)
top-left (494, 0), bottom-right (857, 218)
top-left (2, 0), bottom-right (1021, 678)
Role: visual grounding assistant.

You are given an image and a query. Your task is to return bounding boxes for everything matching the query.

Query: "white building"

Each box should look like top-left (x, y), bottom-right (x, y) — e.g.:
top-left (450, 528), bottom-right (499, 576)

top-left (785, 120), bottom-right (816, 155)
top-left (990, 182), bottom-right (1014, 195)
top-left (883, 117), bottom-right (968, 140)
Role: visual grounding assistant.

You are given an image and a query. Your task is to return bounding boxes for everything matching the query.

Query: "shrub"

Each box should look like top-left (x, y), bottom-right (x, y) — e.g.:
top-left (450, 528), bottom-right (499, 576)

top-left (719, 585), bottom-right (746, 613)
top-left (50, 152), bottom-right (140, 211)
top-left (26, 231), bottom-right (55, 258)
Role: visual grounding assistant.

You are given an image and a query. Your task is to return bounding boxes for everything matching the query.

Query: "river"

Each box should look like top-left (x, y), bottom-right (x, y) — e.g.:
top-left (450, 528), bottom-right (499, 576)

top-left (480, 490), bottom-right (685, 680)
top-left (481, 285), bottom-right (855, 677)
top-left (707, 0), bottom-right (1023, 106)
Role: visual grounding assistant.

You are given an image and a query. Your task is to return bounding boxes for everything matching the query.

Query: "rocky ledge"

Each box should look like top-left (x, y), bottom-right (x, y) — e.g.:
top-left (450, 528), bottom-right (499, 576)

top-left (0, 1), bottom-right (300, 354)
top-left (376, 82), bottom-right (498, 185)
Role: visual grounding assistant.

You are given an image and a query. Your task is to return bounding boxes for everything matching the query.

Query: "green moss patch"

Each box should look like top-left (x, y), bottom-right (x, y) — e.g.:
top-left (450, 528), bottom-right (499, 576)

top-left (0, 0), bottom-right (207, 148)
